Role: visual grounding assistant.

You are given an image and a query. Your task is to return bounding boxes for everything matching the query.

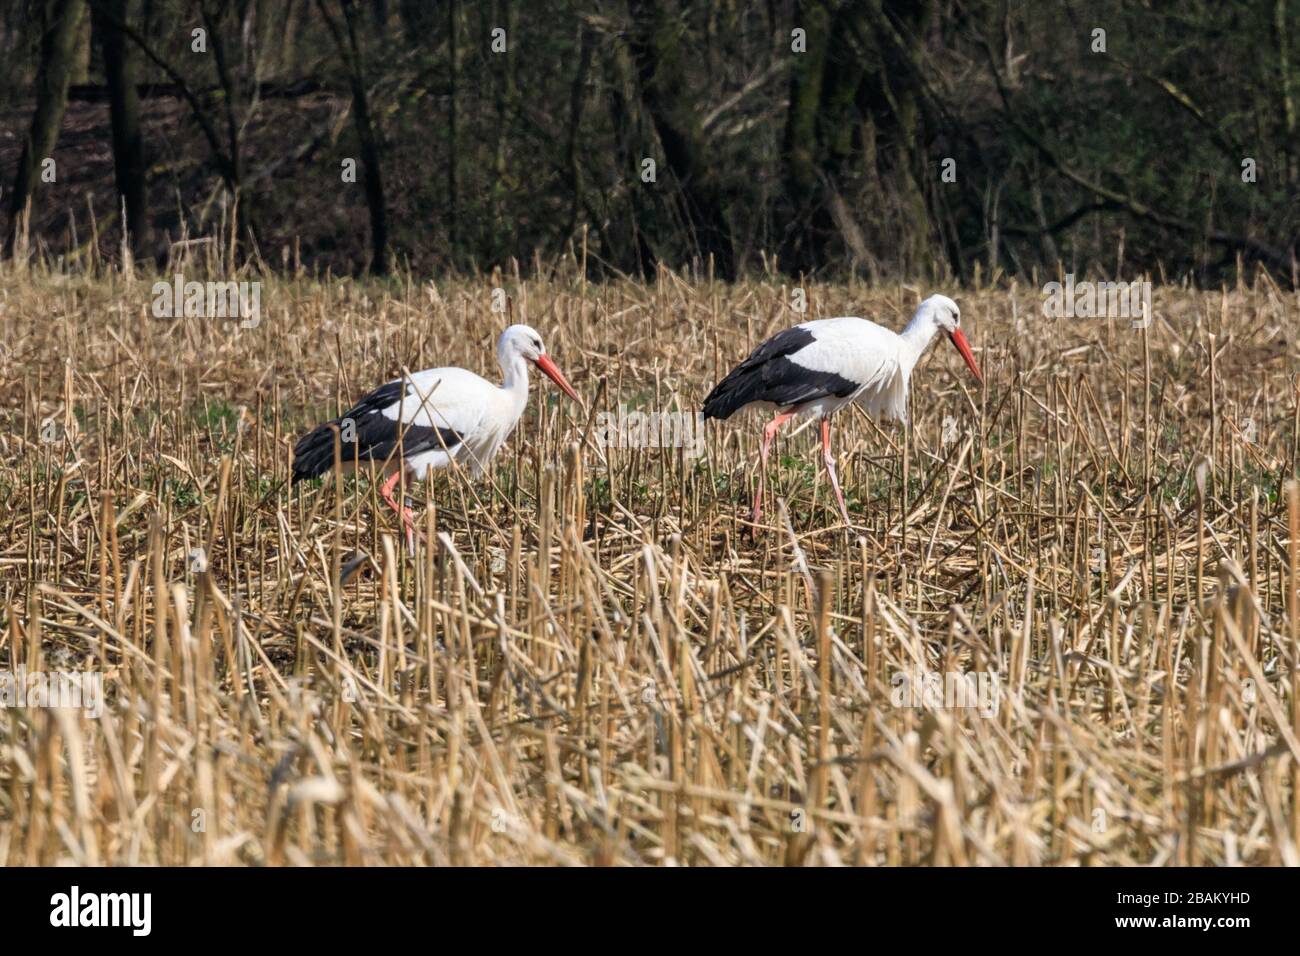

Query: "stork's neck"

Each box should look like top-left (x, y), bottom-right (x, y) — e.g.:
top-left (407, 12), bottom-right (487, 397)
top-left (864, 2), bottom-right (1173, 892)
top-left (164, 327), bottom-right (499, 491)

top-left (499, 351), bottom-right (532, 409)
top-left (897, 305), bottom-right (942, 374)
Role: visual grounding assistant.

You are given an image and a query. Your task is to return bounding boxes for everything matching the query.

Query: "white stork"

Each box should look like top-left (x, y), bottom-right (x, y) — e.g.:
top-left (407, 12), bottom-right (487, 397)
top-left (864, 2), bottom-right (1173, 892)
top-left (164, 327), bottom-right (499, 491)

top-left (702, 293), bottom-right (982, 527)
top-left (292, 324), bottom-right (581, 545)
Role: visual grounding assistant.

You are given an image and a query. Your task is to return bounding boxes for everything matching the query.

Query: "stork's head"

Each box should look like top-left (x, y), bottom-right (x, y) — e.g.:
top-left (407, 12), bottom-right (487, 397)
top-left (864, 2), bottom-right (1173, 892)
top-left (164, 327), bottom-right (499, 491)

top-left (921, 294), bottom-right (982, 384)
top-left (499, 324), bottom-right (582, 402)
top-left (925, 294), bottom-right (962, 332)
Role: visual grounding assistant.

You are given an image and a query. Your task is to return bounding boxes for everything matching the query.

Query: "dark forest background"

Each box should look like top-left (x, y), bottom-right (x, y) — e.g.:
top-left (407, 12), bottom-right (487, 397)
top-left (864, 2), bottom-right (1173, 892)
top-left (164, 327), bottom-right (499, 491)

top-left (0, 0), bottom-right (1297, 283)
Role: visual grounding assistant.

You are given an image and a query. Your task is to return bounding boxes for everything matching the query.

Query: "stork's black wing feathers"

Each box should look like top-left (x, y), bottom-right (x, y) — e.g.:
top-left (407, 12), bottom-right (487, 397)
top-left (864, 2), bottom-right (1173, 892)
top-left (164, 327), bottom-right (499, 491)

top-left (292, 380), bottom-right (463, 481)
top-left (702, 326), bottom-right (859, 420)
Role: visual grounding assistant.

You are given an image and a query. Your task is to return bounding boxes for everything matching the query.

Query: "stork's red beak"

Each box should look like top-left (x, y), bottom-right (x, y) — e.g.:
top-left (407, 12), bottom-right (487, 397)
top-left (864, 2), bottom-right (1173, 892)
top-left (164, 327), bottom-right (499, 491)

top-left (948, 328), bottom-right (983, 383)
top-left (534, 354), bottom-right (582, 402)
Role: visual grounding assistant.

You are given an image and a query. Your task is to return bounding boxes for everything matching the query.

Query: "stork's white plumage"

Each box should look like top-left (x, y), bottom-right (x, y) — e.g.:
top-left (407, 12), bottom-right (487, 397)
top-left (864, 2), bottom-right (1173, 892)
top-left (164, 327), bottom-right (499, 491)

top-left (703, 294), bottom-right (982, 527)
top-left (293, 324), bottom-right (581, 545)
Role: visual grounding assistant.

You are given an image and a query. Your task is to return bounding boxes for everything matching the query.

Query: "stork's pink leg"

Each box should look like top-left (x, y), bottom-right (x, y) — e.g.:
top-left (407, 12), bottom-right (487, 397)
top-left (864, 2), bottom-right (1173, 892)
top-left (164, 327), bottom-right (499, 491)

top-left (379, 470), bottom-right (424, 552)
top-left (820, 417), bottom-right (852, 527)
top-left (752, 410), bottom-right (797, 526)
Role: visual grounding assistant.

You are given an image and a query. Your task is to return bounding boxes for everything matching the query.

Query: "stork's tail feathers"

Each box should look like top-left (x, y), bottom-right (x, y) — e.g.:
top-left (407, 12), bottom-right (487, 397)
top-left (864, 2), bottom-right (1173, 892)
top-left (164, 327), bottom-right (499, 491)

top-left (291, 422), bottom-right (344, 482)
top-left (702, 375), bottom-right (752, 421)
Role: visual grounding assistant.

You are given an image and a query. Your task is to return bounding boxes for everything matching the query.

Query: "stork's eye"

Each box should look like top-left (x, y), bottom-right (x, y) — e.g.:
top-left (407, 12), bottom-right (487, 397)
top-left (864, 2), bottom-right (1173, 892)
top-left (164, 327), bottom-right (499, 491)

top-left (532, 338), bottom-right (542, 350)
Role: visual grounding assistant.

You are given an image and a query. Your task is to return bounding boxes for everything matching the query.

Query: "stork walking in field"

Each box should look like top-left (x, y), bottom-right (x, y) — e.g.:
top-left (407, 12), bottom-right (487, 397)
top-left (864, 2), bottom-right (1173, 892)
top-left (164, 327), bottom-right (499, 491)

top-left (292, 324), bottom-right (581, 546)
top-left (702, 294), bottom-right (982, 527)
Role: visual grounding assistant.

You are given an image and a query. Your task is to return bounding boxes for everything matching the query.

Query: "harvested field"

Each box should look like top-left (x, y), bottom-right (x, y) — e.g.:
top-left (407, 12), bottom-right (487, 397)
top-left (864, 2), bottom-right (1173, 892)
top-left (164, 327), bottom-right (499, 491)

top-left (2, 263), bottom-right (1299, 865)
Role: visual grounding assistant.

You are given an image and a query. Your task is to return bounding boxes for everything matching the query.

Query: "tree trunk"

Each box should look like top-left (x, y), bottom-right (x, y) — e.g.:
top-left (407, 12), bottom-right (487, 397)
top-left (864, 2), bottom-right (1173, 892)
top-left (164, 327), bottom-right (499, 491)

top-left (5, 0), bottom-right (87, 258)
top-left (563, 22), bottom-right (594, 241)
top-left (780, 1), bottom-right (873, 274)
top-left (398, 0), bottom-right (435, 44)
top-left (604, 39), bottom-right (657, 276)
top-left (446, 0), bottom-right (458, 263)
top-left (626, 0), bottom-right (735, 278)
top-left (1278, 0), bottom-right (1297, 190)
top-left (780, 0), bottom-right (829, 273)
top-left (490, 0), bottom-right (516, 256)
top-left (319, 0), bottom-right (390, 274)
top-left (202, 1), bottom-right (256, 253)
top-left (858, 0), bottom-right (944, 275)
top-left (92, 0), bottom-right (150, 258)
